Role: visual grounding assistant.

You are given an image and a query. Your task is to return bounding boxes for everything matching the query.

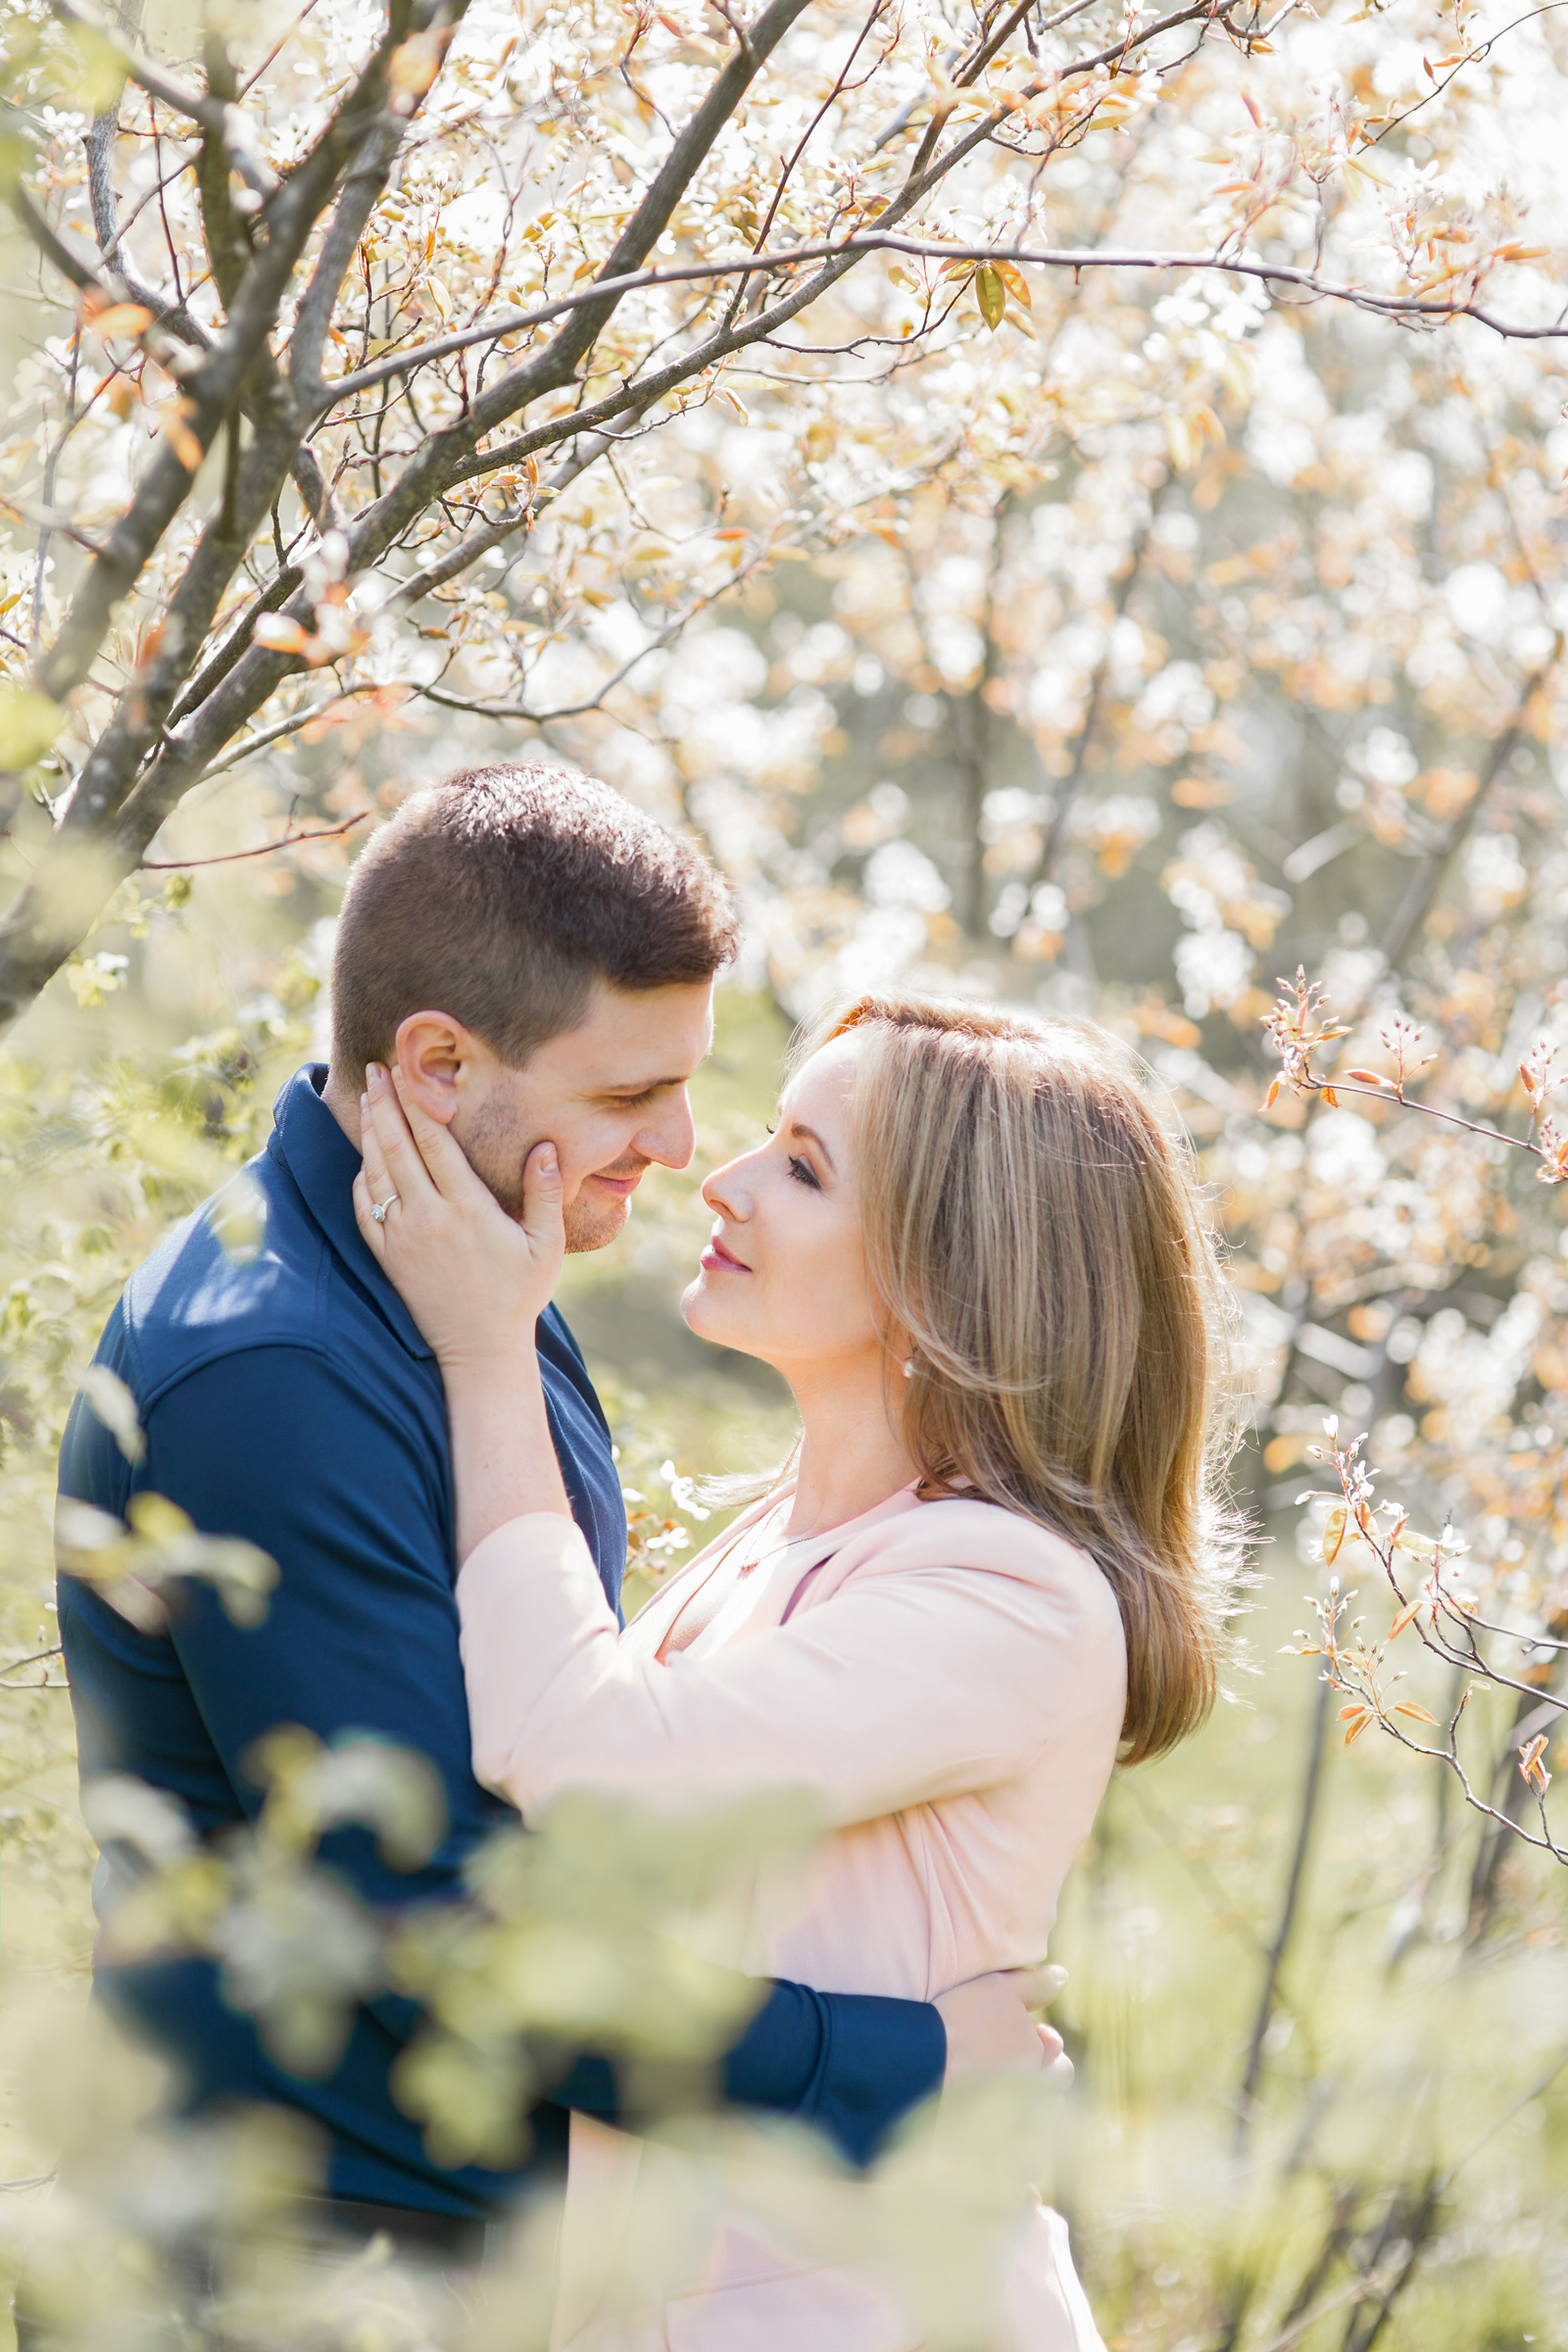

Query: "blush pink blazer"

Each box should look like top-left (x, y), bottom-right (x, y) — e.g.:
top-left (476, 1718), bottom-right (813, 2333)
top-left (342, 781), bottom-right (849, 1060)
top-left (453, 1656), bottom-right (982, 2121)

top-left (456, 1485), bottom-right (1127, 2352)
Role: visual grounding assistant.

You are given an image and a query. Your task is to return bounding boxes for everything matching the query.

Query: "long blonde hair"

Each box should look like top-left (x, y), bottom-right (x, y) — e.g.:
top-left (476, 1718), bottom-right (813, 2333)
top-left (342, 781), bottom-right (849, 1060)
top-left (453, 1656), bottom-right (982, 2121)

top-left (796, 991), bottom-right (1237, 1764)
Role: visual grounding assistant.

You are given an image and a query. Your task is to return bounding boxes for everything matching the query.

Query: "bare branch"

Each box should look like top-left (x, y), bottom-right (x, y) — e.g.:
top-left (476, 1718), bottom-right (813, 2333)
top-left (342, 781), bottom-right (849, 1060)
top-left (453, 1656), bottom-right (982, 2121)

top-left (321, 224), bottom-right (1568, 416)
top-left (141, 809), bottom-right (368, 868)
top-left (289, 114), bottom-right (409, 400)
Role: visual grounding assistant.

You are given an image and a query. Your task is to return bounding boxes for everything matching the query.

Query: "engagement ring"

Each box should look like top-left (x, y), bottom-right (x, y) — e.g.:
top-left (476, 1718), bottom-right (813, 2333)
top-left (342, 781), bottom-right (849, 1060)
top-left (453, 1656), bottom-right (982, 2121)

top-left (369, 1196), bottom-right (397, 1224)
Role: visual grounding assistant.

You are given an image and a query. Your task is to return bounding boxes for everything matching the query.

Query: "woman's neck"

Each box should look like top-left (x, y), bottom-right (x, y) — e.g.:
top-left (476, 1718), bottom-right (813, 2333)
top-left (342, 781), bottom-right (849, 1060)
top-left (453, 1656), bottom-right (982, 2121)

top-left (783, 1355), bottom-right (917, 1541)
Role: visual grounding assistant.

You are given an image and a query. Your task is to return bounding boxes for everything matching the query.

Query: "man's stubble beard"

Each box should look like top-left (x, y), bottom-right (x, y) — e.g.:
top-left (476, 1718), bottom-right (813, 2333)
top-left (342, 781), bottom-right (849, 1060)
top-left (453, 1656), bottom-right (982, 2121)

top-left (466, 1088), bottom-right (635, 1256)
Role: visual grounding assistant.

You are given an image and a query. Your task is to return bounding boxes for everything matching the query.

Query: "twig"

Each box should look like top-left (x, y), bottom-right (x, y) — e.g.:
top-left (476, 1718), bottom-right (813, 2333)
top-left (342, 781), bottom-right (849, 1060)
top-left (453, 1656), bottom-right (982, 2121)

top-left (1365, 1), bottom-right (1568, 147)
top-left (319, 228), bottom-right (1568, 413)
top-left (1248, 2256), bottom-right (1405, 2352)
top-left (1380, 648), bottom-right (1560, 972)
top-left (1033, 491), bottom-right (1165, 887)
top-left (140, 811), bottom-right (368, 869)
top-left (1235, 1670), bottom-right (1332, 2148)
top-left (0, 1644), bottom-right (64, 1677)
top-left (240, 0), bottom-right (324, 95)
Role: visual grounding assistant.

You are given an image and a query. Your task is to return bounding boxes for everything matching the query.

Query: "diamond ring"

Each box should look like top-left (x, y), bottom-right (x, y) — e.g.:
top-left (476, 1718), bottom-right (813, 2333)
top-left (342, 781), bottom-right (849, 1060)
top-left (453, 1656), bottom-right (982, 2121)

top-left (369, 1196), bottom-right (397, 1225)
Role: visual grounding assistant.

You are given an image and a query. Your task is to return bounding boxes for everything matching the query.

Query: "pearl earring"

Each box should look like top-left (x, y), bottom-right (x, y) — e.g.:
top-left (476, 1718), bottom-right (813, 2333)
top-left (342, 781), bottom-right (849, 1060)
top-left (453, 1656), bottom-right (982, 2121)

top-left (902, 1358), bottom-right (915, 1380)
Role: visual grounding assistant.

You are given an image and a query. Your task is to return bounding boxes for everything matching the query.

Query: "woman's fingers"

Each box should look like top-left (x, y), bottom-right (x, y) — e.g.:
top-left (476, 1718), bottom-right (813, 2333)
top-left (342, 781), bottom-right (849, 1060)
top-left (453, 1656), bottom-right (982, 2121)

top-left (358, 1085), bottom-right (401, 1212)
top-left (349, 1067), bottom-right (564, 1365)
top-left (1009, 1962), bottom-right (1068, 2013)
top-left (520, 1140), bottom-right (565, 1264)
top-left (389, 1064), bottom-right (492, 1206)
top-left (935, 1969), bottom-right (1064, 2080)
top-left (351, 1167), bottom-right (387, 1263)
top-left (363, 1064), bottom-right (444, 1210)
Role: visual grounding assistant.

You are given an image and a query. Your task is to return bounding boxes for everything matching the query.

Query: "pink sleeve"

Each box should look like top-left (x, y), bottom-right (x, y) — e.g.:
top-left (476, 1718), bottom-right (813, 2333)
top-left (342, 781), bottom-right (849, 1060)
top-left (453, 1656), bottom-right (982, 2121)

top-left (456, 1511), bottom-right (1122, 1827)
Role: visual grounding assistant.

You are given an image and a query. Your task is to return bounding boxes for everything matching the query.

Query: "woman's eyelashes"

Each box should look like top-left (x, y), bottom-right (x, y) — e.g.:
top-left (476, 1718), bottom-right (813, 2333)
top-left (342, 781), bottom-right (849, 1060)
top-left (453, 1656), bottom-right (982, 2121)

top-left (787, 1153), bottom-right (821, 1192)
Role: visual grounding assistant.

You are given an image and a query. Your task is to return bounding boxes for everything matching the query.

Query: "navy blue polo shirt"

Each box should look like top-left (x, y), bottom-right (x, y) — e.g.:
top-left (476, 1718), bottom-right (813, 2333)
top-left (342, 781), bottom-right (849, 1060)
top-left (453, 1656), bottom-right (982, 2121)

top-left (58, 1064), bottom-right (943, 2214)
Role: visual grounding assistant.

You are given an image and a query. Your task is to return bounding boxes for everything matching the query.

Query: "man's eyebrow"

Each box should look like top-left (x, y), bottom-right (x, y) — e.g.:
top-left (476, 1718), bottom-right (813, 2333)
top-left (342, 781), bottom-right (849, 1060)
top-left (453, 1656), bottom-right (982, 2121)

top-left (593, 1073), bottom-right (686, 1096)
top-left (787, 1120), bottom-right (837, 1175)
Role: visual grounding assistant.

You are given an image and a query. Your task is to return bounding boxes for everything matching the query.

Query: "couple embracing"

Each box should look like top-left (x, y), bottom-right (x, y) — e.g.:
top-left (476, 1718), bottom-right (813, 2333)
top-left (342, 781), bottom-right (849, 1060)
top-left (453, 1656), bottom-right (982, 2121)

top-left (57, 763), bottom-right (1231, 2350)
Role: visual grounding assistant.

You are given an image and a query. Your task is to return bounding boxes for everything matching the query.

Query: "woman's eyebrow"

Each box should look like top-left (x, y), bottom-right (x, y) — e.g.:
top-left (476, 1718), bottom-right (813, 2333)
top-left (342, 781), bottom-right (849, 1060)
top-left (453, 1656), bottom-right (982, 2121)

top-left (787, 1120), bottom-right (837, 1175)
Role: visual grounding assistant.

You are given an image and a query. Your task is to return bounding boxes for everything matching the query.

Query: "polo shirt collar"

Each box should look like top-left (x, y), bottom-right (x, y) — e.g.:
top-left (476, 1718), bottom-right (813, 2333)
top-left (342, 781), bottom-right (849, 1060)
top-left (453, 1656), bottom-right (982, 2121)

top-left (267, 1062), bottom-right (432, 1360)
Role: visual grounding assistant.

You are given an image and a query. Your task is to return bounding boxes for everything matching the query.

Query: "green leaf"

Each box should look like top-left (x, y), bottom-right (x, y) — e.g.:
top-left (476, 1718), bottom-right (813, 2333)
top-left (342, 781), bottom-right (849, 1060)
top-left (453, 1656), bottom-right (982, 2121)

top-left (0, 682), bottom-right (66, 772)
top-left (975, 265), bottom-right (1005, 332)
top-left (79, 1364), bottom-right (146, 1465)
top-left (0, 128), bottom-right (33, 203)
top-left (58, 24), bottom-right (127, 116)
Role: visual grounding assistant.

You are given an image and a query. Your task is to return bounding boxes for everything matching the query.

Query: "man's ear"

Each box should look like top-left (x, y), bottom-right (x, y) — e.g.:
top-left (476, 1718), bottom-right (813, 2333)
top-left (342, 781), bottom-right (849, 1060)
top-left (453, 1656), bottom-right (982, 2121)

top-left (393, 1012), bottom-right (482, 1126)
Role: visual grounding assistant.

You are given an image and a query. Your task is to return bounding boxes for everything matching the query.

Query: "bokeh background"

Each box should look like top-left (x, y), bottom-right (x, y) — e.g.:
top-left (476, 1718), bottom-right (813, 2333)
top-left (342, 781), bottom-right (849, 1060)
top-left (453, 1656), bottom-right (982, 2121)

top-left (4, 0), bottom-right (1568, 2333)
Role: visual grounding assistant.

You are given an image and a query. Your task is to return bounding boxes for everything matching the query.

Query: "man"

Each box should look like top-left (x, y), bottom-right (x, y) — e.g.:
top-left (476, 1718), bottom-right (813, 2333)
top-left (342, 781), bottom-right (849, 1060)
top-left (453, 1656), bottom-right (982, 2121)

top-left (57, 764), bottom-right (1055, 2268)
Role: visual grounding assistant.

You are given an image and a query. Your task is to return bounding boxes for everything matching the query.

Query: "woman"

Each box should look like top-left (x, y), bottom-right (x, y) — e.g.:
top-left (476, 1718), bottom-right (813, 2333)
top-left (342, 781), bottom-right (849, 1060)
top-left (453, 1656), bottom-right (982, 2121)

top-left (353, 990), bottom-right (1234, 2350)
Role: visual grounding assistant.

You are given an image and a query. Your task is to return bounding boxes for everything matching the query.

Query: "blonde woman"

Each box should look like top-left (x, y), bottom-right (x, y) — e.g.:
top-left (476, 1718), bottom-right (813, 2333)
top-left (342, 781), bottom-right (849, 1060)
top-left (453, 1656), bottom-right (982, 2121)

top-left (354, 991), bottom-right (1234, 2349)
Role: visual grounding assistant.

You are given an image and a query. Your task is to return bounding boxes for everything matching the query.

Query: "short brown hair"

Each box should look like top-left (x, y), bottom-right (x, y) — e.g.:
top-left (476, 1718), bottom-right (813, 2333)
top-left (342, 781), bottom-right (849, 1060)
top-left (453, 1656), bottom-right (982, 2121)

top-left (330, 764), bottom-right (737, 1083)
top-left (796, 992), bottom-right (1239, 1764)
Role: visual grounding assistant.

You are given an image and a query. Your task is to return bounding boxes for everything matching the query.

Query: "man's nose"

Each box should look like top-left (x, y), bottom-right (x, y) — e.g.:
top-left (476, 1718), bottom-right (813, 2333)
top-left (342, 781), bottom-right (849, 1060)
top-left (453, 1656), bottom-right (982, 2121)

top-left (641, 1089), bottom-right (697, 1172)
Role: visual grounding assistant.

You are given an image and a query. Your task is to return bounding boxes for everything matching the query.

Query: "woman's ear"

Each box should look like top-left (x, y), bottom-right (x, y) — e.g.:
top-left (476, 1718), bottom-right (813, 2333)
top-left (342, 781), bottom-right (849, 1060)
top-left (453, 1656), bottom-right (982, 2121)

top-left (393, 1012), bottom-right (478, 1126)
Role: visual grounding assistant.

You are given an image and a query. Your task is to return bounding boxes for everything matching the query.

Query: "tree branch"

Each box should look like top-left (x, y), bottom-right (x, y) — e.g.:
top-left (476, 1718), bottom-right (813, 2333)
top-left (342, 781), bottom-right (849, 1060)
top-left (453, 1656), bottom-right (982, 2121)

top-left (36, 5), bottom-right (433, 711)
top-left (319, 221), bottom-right (1568, 416)
top-left (322, 0), bottom-right (819, 573)
top-left (289, 113), bottom-right (409, 400)
top-left (141, 809), bottom-right (368, 867)
top-left (49, 0), bottom-right (280, 195)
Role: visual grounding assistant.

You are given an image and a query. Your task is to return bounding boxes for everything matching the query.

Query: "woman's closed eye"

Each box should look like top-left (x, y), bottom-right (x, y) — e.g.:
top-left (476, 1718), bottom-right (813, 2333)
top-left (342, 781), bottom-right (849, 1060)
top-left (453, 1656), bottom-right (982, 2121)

top-left (787, 1154), bottom-right (821, 1191)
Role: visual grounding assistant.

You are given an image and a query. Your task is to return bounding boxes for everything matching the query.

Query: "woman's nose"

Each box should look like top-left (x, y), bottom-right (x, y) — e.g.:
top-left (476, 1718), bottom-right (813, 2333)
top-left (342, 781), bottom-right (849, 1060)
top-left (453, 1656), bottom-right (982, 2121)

top-left (702, 1151), bottom-right (758, 1219)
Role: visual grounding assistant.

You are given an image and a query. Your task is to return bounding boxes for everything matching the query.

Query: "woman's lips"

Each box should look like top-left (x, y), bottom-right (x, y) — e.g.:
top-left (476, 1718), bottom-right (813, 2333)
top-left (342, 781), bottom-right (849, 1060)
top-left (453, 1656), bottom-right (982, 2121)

top-left (701, 1235), bottom-right (750, 1273)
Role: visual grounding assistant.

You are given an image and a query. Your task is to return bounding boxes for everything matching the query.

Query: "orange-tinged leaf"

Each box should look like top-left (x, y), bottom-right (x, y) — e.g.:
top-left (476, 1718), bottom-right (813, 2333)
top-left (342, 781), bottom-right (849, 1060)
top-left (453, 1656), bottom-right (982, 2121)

top-left (1395, 1702), bottom-right (1438, 1723)
top-left (1263, 1076), bottom-right (1281, 1110)
top-left (90, 303), bottom-right (155, 341)
top-left (1320, 1085), bottom-right (1339, 1106)
top-left (1346, 1068), bottom-right (1387, 1085)
top-left (1323, 1505), bottom-right (1348, 1565)
top-left (253, 614), bottom-right (311, 655)
top-left (389, 29), bottom-right (449, 94)
top-left (1389, 1599), bottom-right (1421, 1638)
top-left (165, 411), bottom-right (204, 471)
